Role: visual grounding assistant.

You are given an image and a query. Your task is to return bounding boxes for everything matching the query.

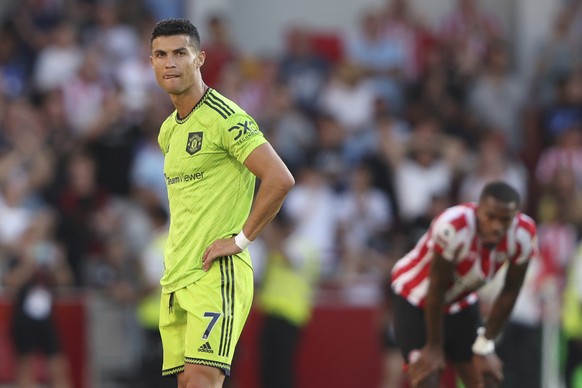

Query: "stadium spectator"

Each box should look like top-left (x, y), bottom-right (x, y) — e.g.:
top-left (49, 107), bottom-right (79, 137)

top-left (32, 21), bottom-right (83, 93)
top-left (84, 2), bottom-right (141, 79)
top-left (345, 8), bottom-right (407, 112)
top-left (439, 0), bottom-right (504, 80)
top-left (393, 117), bottom-right (454, 224)
top-left (283, 162), bottom-right (339, 277)
top-left (535, 108), bottom-right (582, 189)
top-left (260, 81), bottom-right (318, 173)
top-left (336, 162), bottom-right (394, 281)
top-left (468, 39), bottom-right (526, 153)
top-left (279, 26), bottom-right (329, 116)
top-left (4, 209), bottom-right (73, 388)
top-left (0, 25), bottom-right (30, 99)
top-left (135, 204), bottom-right (172, 387)
top-left (201, 14), bottom-right (239, 89)
top-left (130, 105), bottom-right (170, 210)
top-left (458, 131), bottom-right (528, 206)
top-left (533, 8), bottom-right (582, 105)
top-left (258, 211), bottom-right (319, 388)
top-left (55, 151), bottom-right (111, 286)
top-left (60, 49), bottom-right (113, 137)
top-left (317, 60), bottom-right (378, 135)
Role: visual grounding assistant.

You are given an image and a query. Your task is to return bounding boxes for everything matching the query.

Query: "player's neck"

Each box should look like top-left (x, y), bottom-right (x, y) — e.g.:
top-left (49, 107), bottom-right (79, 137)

top-left (171, 82), bottom-right (209, 119)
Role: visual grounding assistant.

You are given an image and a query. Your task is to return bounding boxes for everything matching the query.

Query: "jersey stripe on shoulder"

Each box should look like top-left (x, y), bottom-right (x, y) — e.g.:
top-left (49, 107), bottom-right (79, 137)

top-left (203, 91), bottom-right (236, 119)
top-left (208, 91), bottom-right (236, 115)
top-left (517, 213), bottom-right (537, 236)
top-left (204, 99), bottom-right (229, 119)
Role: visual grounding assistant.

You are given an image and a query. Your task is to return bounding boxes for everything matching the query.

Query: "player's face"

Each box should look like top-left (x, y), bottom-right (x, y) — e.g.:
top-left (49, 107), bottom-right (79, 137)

top-left (476, 196), bottom-right (517, 246)
top-left (150, 34), bottom-right (204, 95)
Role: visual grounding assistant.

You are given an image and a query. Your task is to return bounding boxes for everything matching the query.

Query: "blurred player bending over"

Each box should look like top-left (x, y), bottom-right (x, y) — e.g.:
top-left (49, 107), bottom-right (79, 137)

top-left (390, 181), bottom-right (538, 388)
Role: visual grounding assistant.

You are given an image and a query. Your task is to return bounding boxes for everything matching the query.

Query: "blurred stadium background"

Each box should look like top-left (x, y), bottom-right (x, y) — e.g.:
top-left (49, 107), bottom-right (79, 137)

top-left (0, 0), bottom-right (581, 387)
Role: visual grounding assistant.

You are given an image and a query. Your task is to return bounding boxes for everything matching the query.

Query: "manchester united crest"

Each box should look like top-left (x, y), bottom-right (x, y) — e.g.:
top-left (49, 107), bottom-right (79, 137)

top-left (186, 132), bottom-right (203, 155)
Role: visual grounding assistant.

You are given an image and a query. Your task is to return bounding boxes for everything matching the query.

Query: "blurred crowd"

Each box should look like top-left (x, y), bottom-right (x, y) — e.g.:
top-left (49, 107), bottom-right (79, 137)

top-left (2, 0), bottom-right (582, 386)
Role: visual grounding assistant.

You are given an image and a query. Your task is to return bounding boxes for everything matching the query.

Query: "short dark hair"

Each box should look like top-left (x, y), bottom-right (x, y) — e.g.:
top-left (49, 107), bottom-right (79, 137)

top-left (150, 18), bottom-right (201, 51)
top-left (479, 181), bottom-right (520, 206)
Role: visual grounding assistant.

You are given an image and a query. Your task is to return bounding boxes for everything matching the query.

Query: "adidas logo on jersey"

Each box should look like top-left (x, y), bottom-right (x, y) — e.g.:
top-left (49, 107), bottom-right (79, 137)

top-left (198, 342), bottom-right (213, 354)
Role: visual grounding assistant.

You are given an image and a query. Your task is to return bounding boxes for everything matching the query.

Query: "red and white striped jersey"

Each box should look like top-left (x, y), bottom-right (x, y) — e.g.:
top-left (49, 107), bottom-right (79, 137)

top-left (391, 203), bottom-right (538, 314)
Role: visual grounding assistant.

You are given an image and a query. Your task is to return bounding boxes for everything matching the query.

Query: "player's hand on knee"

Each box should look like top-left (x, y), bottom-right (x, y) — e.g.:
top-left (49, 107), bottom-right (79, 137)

top-left (482, 373), bottom-right (502, 388)
top-left (473, 353), bottom-right (503, 388)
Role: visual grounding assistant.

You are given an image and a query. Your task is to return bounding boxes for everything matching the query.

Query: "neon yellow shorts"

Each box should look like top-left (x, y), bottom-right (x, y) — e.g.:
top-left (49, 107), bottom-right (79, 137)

top-left (159, 256), bottom-right (253, 376)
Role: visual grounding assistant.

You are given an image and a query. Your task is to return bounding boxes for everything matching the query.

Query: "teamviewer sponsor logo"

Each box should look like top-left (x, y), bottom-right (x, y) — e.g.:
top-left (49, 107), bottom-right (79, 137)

top-left (198, 342), bottom-right (214, 354)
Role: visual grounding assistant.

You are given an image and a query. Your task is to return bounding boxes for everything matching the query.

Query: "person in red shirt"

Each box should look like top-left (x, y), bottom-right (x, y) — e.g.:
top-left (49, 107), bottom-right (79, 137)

top-left (390, 181), bottom-right (537, 387)
top-left (200, 14), bottom-right (238, 88)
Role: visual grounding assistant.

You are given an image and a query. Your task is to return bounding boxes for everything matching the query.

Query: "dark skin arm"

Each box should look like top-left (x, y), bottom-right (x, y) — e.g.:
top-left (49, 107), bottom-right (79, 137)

top-left (484, 261), bottom-right (528, 339)
top-left (202, 143), bottom-right (294, 271)
top-left (473, 261), bottom-right (529, 385)
top-left (409, 252), bottom-right (453, 386)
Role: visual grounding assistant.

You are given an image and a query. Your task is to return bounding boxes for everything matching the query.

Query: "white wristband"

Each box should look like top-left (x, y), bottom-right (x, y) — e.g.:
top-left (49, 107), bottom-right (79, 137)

top-left (472, 327), bottom-right (495, 355)
top-left (234, 231), bottom-right (252, 250)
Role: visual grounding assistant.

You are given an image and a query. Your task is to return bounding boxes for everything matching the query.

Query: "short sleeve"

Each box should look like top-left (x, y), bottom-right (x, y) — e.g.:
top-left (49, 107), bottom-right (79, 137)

top-left (158, 133), bottom-right (167, 156)
top-left (432, 219), bottom-right (462, 262)
top-left (158, 115), bottom-right (173, 156)
top-left (220, 113), bottom-right (267, 164)
top-left (512, 226), bottom-right (538, 266)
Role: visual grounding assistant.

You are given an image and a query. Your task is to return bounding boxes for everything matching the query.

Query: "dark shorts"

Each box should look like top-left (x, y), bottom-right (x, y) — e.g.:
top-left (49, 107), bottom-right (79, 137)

top-left (391, 291), bottom-right (481, 363)
top-left (11, 314), bottom-right (61, 356)
top-left (382, 321), bottom-right (398, 349)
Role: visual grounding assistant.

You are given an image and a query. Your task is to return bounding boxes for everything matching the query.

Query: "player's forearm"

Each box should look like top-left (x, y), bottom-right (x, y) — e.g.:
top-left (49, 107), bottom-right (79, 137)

top-left (424, 283), bottom-right (446, 349)
top-left (424, 254), bottom-right (454, 350)
top-left (485, 262), bottom-right (528, 340)
top-left (242, 170), bottom-right (294, 241)
top-left (483, 289), bottom-right (520, 340)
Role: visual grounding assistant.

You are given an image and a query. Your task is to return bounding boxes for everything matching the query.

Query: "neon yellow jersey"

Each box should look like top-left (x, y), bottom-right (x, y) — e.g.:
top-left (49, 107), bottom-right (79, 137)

top-left (158, 88), bottom-right (266, 293)
top-left (563, 244), bottom-right (582, 338)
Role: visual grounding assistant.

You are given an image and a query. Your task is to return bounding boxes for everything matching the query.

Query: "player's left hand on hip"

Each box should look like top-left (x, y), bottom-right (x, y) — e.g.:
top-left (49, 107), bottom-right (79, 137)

top-left (202, 238), bottom-right (242, 271)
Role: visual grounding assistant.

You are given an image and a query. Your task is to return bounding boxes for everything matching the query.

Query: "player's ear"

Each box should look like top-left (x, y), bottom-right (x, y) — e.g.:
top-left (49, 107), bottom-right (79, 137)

top-left (195, 51), bottom-right (206, 68)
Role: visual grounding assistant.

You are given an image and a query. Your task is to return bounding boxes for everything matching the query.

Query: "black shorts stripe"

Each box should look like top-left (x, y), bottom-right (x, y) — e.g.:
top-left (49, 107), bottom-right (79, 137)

top-left (219, 256), bottom-right (235, 357)
top-left (208, 92), bottom-right (236, 115)
top-left (223, 257), bottom-right (231, 357)
top-left (219, 258), bottom-right (228, 356)
top-left (218, 257), bottom-right (235, 357)
top-left (225, 256), bottom-right (236, 356)
top-left (220, 257), bottom-right (230, 356)
top-left (203, 100), bottom-right (229, 119)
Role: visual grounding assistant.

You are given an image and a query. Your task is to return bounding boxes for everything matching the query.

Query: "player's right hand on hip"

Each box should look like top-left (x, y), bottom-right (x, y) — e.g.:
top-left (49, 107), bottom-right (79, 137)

top-left (202, 238), bottom-right (242, 271)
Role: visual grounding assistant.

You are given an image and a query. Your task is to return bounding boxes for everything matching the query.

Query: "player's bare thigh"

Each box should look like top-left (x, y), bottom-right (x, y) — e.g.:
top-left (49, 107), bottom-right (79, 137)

top-left (177, 363), bottom-right (225, 388)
